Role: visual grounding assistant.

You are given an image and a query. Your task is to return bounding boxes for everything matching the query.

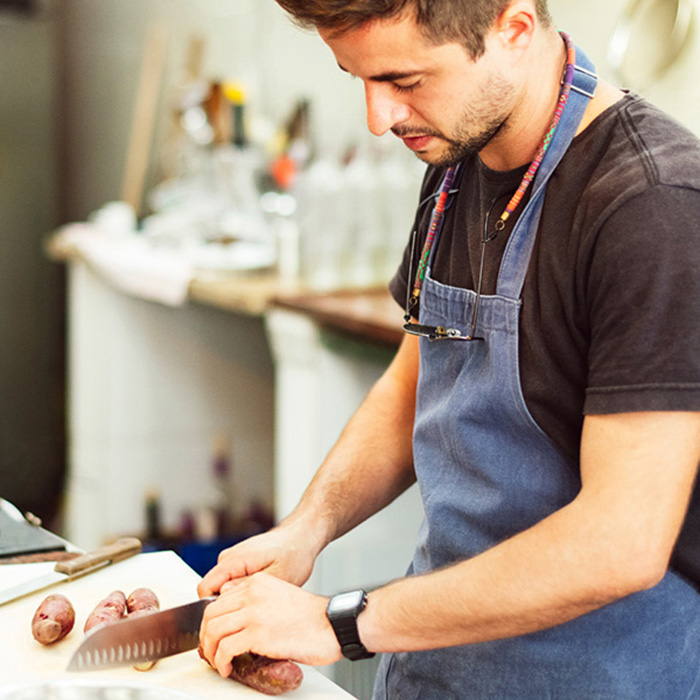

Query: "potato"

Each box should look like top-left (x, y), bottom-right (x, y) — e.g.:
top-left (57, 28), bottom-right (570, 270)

top-left (83, 590), bottom-right (127, 633)
top-left (198, 646), bottom-right (303, 696)
top-left (31, 594), bottom-right (75, 645)
top-left (126, 587), bottom-right (160, 672)
top-left (229, 653), bottom-right (304, 696)
top-left (126, 587), bottom-right (159, 614)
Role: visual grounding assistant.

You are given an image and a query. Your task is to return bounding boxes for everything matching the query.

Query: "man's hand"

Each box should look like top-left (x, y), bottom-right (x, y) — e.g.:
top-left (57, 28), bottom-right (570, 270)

top-left (197, 524), bottom-right (322, 598)
top-left (198, 572), bottom-right (342, 677)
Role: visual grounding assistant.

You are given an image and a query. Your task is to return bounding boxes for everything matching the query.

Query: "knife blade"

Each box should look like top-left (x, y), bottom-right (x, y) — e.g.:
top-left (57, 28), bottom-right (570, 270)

top-left (67, 596), bottom-right (216, 671)
top-left (0, 537), bottom-right (142, 605)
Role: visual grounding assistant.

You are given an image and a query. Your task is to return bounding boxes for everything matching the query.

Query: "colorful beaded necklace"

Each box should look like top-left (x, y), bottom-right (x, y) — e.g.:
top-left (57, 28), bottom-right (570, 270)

top-left (407, 32), bottom-right (577, 313)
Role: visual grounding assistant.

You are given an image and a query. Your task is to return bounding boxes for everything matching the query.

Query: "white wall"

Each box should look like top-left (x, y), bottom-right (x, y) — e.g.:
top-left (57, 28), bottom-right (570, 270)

top-left (549, 0), bottom-right (700, 133)
top-left (58, 0), bottom-right (367, 221)
top-left (58, 0), bottom-right (700, 224)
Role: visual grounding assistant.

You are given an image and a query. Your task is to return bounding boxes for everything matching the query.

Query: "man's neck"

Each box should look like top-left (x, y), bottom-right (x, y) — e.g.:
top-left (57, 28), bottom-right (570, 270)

top-left (478, 32), bottom-right (625, 172)
top-left (479, 30), bottom-right (567, 172)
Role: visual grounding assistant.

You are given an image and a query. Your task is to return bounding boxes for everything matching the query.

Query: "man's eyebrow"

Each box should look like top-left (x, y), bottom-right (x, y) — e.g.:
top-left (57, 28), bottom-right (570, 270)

top-left (337, 62), bottom-right (418, 82)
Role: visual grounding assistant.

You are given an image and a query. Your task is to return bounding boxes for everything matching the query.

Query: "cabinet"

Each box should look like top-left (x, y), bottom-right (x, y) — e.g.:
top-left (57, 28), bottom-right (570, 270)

top-left (64, 261), bottom-right (275, 549)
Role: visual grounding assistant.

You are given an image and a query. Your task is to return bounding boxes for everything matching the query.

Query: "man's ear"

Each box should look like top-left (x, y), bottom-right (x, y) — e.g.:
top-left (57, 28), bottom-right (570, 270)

top-left (491, 0), bottom-right (537, 53)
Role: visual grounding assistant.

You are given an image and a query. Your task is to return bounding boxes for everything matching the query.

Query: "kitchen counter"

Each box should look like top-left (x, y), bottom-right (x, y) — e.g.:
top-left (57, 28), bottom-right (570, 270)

top-left (0, 551), bottom-right (355, 699)
top-left (46, 226), bottom-right (402, 348)
top-left (271, 290), bottom-right (402, 349)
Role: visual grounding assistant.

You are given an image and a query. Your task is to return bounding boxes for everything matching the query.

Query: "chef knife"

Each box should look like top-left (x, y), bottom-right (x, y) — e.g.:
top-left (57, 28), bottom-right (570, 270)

top-left (0, 537), bottom-right (142, 606)
top-left (67, 596), bottom-right (217, 671)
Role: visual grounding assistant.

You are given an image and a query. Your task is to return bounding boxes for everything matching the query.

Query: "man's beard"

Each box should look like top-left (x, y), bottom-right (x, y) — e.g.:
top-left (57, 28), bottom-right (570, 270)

top-left (431, 117), bottom-right (507, 167)
top-left (392, 75), bottom-right (514, 167)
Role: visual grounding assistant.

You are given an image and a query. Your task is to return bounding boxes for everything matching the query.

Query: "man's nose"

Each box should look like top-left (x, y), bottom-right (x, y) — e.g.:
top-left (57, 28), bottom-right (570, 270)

top-left (364, 83), bottom-right (410, 136)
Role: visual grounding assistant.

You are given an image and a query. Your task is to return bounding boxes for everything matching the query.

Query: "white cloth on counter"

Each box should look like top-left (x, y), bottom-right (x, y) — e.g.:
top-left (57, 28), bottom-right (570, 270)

top-left (54, 222), bottom-right (275, 307)
top-left (56, 223), bottom-right (194, 306)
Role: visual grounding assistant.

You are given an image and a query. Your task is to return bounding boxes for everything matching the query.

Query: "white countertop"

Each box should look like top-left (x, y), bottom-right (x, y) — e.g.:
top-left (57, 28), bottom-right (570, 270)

top-left (0, 551), bottom-right (355, 699)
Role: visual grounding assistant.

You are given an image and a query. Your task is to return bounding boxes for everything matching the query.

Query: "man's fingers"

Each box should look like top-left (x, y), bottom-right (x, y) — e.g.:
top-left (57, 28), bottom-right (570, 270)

top-left (200, 595), bottom-right (247, 668)
top-left (198, 553), bottom-right (257, 596)
top-left (213, 633), bottom-right (250, 678)
top-left (197, 568), bottom-right (231, 597)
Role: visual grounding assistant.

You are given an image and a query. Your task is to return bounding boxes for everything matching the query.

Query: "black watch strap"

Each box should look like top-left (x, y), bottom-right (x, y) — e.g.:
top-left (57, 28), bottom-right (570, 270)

top-left (326, 589), bottom-right (375, 661)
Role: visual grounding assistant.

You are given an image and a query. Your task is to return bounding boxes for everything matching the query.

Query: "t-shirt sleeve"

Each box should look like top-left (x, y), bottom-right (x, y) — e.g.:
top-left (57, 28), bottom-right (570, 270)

top-left (584, 183), bottom-right (700, 414)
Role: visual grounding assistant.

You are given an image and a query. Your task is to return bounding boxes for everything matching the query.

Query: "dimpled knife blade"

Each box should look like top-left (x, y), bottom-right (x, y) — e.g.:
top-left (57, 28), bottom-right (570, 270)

top-left (67, 597), bottom-right (216, 671)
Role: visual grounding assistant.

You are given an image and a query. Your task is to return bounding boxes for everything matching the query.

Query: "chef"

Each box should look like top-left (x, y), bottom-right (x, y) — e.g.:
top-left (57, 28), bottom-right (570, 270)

top-left (198, 0), bottom-right (700, 696)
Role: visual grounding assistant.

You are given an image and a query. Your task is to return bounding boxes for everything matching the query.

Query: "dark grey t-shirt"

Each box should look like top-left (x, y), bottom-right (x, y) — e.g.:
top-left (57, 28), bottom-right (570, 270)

top-left (389, 93), bottom-right (700, 585)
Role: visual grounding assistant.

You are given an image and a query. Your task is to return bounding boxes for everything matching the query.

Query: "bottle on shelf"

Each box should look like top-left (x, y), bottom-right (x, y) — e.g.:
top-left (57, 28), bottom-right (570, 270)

top-left (194, 435), bottom-right (232, 542)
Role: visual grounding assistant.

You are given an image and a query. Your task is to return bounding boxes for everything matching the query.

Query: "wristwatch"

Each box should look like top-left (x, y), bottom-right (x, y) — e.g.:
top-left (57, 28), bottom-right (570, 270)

top-left (326, 589), bottom-right (375, 661)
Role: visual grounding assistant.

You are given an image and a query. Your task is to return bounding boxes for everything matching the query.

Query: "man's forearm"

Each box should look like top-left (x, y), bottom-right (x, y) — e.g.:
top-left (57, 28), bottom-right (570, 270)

top-left (360, 499), bottom-right (618, 653)
top-left (281, 335), bottom-right (420, 553)
top-left (358, 411), bottom-right (700, 653)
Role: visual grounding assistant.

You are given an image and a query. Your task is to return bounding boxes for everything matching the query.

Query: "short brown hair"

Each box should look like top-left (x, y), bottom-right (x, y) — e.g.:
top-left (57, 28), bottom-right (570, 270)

top-left (274, 0), bottom-right (552, 58)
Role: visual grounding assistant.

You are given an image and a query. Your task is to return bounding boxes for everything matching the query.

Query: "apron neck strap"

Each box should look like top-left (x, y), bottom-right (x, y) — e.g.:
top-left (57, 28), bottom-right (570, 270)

top-left (496, 37), bottom-right (597, 299)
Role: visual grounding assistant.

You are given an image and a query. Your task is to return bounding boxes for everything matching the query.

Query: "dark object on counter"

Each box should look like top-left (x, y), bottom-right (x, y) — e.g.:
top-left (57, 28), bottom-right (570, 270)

top-left (0, 500), bottom-right (66, 559)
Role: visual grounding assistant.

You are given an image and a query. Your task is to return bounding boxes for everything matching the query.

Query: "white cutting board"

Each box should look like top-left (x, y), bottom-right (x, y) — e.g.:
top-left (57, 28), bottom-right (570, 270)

top-left (0, 551), bottom-right (355, 699)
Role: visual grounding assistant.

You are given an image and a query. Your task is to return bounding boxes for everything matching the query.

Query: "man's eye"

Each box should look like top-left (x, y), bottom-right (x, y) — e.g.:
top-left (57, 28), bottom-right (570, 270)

top-left (393, 81), bottom-right (420, 93)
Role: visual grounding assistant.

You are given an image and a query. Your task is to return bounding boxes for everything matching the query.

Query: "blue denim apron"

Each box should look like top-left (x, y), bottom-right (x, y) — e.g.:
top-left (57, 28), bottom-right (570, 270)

top-left (373, 45), bottom-right (700, 699)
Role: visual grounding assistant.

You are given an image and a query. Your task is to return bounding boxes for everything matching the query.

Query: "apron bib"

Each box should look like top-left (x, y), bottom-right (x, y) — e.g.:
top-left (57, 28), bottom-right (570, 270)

top-left (374, 44), bottom-right (700, 699)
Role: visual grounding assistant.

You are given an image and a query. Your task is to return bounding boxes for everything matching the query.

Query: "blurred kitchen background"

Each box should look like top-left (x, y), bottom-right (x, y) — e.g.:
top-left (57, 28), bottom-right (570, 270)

top-left (2, 0), bottom-right (699, 694)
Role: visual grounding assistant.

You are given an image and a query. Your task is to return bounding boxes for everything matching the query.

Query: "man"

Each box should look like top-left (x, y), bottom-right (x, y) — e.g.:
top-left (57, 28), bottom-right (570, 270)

top-left (198, 1), bottom-right (700, 696)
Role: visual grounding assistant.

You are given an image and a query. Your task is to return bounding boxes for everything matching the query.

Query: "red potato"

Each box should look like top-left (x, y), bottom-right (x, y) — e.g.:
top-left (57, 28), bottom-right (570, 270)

top-left (198, 646), bottom-right (304, 696)
top-left (126, 587), bottom-right (159, 615)
top-left (31, 594), bottom-right (75, 645)
top-left (83, 590), bottom-right (127, 633)
top-left (229, 653), bottom-right (304, 696)
top-left (126, 587), bottom-right (160, 672)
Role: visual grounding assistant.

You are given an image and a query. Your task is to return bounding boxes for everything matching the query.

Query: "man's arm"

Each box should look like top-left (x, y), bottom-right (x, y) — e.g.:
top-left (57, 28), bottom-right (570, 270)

top-left (199, 410), bottom-right (700, 676)
top-left (358, 410), bottom-right (700, 651)
top-left (197, 334), bottom-right (420, 597)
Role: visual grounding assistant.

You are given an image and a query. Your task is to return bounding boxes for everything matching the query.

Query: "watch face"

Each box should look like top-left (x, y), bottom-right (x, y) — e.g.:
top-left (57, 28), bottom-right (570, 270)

top-left (329, 590), bottom-right (365, 616)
